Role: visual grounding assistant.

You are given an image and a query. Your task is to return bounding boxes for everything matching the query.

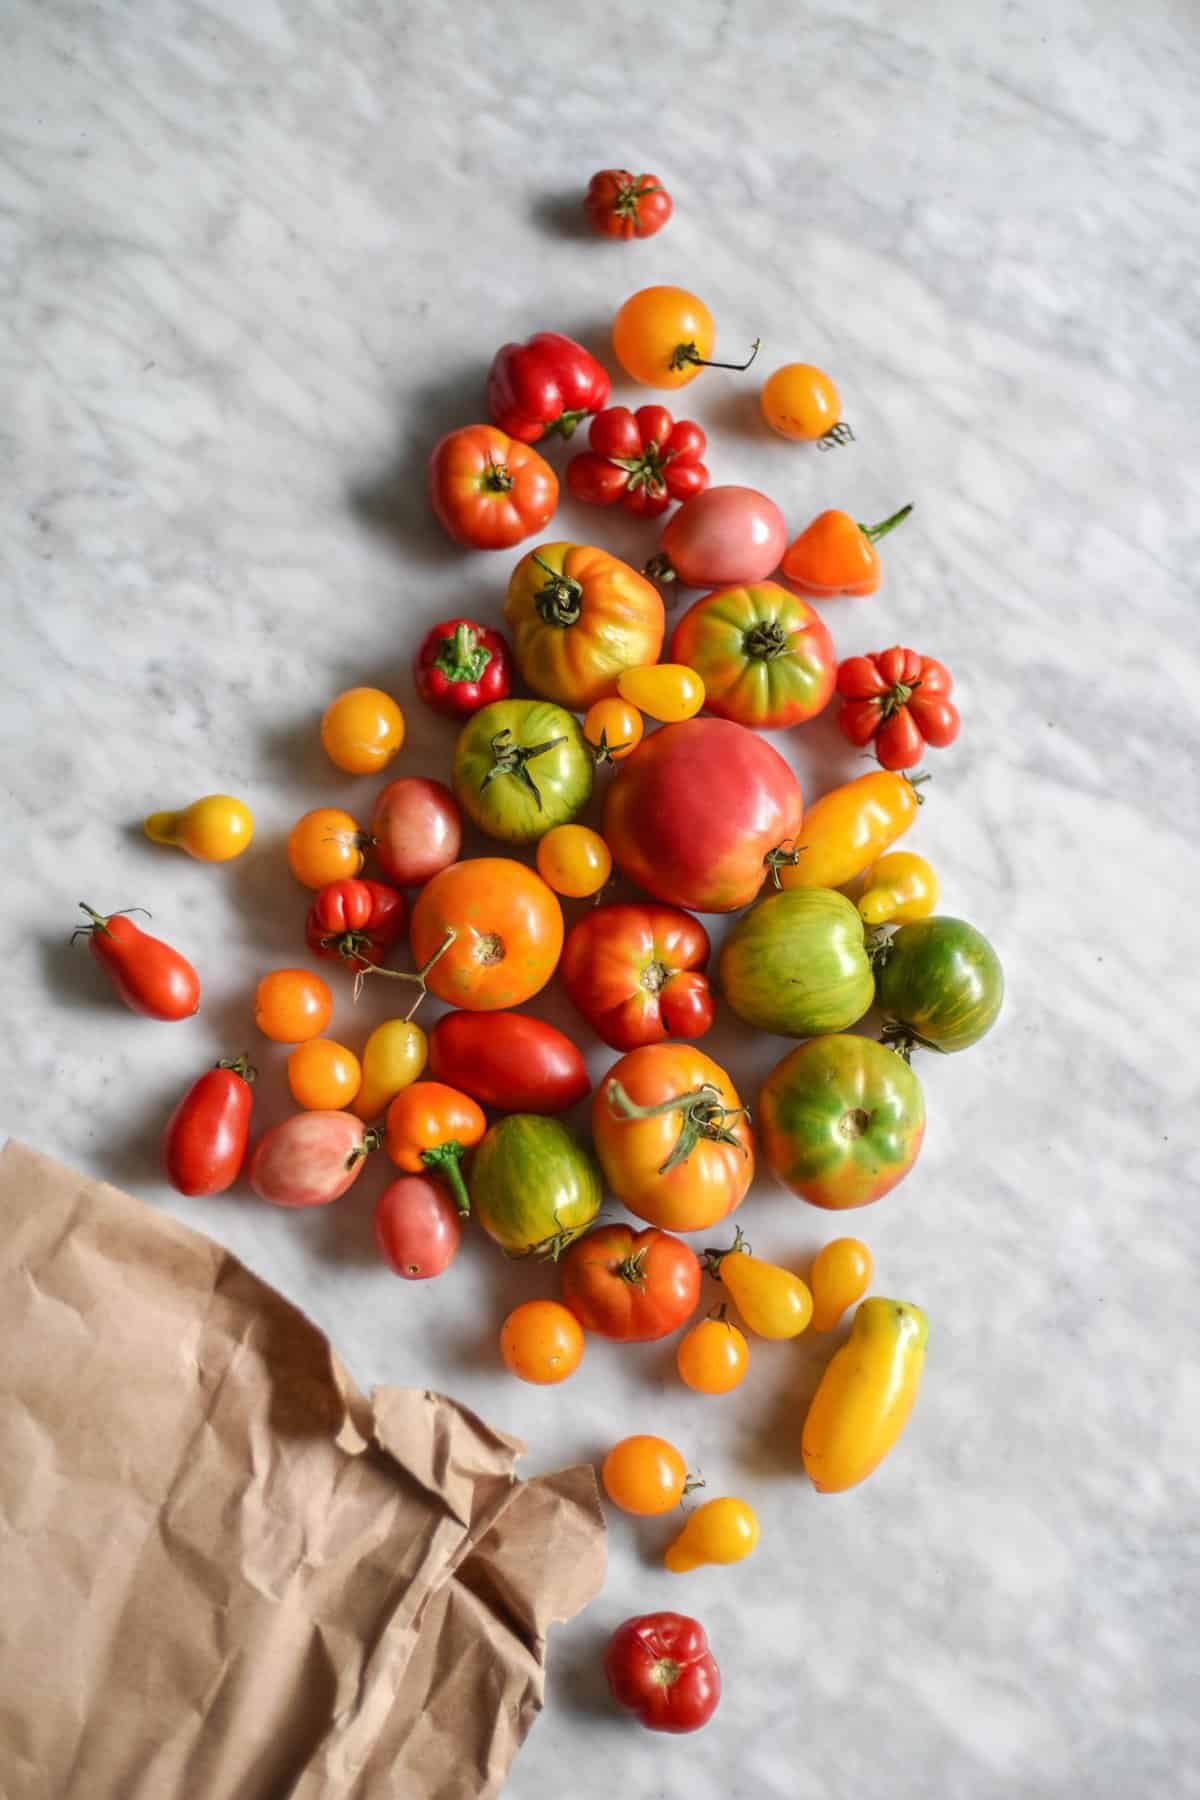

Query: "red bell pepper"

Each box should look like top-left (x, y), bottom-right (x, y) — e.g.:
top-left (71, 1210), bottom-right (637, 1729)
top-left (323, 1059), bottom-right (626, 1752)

top-left (566, 404), bottom-right (709, 517)
top-left (414, 618), bottom-right (511, 718)
top-left (486, 331), bottom-right (611, 444)
top-left (836, 646), bottom-right (960, 771)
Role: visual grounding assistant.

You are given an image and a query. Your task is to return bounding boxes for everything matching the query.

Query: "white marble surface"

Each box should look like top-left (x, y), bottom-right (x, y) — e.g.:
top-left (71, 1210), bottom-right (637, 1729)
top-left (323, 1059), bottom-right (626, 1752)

top-left (3, 2), bottom-right (1199, 1795)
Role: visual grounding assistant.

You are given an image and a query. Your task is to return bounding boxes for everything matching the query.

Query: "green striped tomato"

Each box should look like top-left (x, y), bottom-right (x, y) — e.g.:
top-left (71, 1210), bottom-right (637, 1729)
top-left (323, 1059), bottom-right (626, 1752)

top-left (469, 1114), bottom-right (602, 1257)
top-left (758, 1036), bottom-right (925, 1210)
top-left (453, 698), bottom-right (593, 845)
top-left (873, 916), bottom-right (1003, 1053)
top-left (718, 888), bottom-right (874, 1038)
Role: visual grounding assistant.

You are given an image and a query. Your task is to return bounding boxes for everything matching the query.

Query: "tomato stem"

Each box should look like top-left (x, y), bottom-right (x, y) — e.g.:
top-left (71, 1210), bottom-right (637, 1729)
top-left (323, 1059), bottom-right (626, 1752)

top-left (482, 457), bottom-right (513, 493)
top-left (352, 926), bottom-right (457, 1006)
top-left (742, 619), bottom-right (790, 661)
top-left (669, 336), bottom-right (761, 374)
top-left (421, 1142), bottom-right (471, 1215)
top-left (589, 727), bottom-right (633, 766)
top-left (216, 1054), bottom-right (257, 1083)
top-left (817, 421), bottom-right (856, 450)
top-left (346, 1128), bottom-right (383, 1169)
top-left (605, 1079), bottom-right (750, 1175)
top-left (70, 901), bottom-right (152, 942)
top-left (763, 841), bottom-right (804, 889)
top-left (859, 503), bottom-right (912, 543)
top-left (642, 551), bottom-right (676, 584)
top-left (531, 553), bottom-right (585, 627)
top-left (480, 726), bottom-right (565, 810)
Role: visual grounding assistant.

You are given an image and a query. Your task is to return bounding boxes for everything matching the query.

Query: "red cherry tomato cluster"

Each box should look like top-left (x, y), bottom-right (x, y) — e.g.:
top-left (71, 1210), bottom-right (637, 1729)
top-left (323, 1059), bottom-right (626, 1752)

top-left (566, 404), bottom-right (708, 516)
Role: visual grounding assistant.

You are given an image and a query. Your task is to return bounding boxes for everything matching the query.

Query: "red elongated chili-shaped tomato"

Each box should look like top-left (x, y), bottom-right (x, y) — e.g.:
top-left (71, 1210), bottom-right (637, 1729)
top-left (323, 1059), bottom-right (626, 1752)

top-left (162, 1057), bottom-right (256, 1195)
top-left (74, 904), bottom-right (200, 1020)
top-left (427, 1010), bottom-right (590, 1113)
top-left (248, 1111), bottom-right (376, 1208)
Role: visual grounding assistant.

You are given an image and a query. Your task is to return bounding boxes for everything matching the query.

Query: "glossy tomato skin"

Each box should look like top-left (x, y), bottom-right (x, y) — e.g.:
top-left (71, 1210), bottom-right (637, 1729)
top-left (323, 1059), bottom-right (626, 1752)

top-left (778, 770), bottom-right (919, 892)
top-left (162, 1059), bottom-right (254, 1196)
top-left (409, 858), bottom-right (563, 1011)
top-left (370, 778), bottom-right (463, 887)
top-left (873, 917), bottom-right (1004, 1053)
top-left (612, 287), bottom-right (714, 389)
top-left (486, 332), bottom-right (610, 443)
top-left (427, 424), bottom-right (557, 550)
top-left (604, 1613), bottom-right (720, 1733)
top-left (248, 1111), bottom-right (373, 1208)
top-left (654, 486), bottom-right (786, 588)
top-left (560, 1224), bottom-right (701, 1342)
top-left (759, 1036), bottom-right (925, 1210)
top-left (414, 618), bottom-right (511, 718)
top-left (427, 1011), bottom-right (589, 1113)
top-left (77, 907), bottom-right (200, 1021)
top-left (669, 581), bottom-right (836, 729)
top-left (585, 170), bottom-right (673, 239)
top-left (560, 903), bottom-right (713, 1050)
top-left (305, 878), bottom-right (407, 970)
top-left (504, 541), bottom-right (664, 710)
top-left (719, 888), bottom-right (874, 1038)
top-left (453, 698), bottom-right (593, 845)
top-left (470, 1114), bottom-right (602, 1257)
top-left (603, 717), bottom-right (802, 913)
top-left (374, 1176), bottom-right (463, 1279)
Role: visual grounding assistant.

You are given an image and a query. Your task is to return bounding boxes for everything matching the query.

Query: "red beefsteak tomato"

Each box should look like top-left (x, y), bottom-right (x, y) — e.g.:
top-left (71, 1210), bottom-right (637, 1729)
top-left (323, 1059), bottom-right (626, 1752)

top-left (559, 903), bottom-right (713, 1050)
top-left (560, 1224), bottom-right (701, 1342)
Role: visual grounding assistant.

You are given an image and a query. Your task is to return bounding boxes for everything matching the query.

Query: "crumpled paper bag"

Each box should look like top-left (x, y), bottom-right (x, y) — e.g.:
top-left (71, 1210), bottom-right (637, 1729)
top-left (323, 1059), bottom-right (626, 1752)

top-left (0, 1140), bottom-right (605, 1800)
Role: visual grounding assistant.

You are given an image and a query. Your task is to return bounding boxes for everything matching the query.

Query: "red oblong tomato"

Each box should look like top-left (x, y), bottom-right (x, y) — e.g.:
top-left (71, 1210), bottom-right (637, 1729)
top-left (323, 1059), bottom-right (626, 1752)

top-left (560, 1224), bottom-right (701, 1342)
top-left (427, 1010), bottom-right (590, 1113)
top-left (374, 1176), bottom-right (463, 1279)
top-left (369, 778), bottom-right (463, 887)
top-left (73, 904), bottom-right (200, 1020)
top-left (162, 1057), bottom-right (255, 1196)
top-left (669, 581), bottom-right (836, 729)
top-left (604, 1613), bottom-right (721, 1734)
top-left (428, 424), bottom-right (558, 550)
top-left (559, 903), bottom-right (714, 1050)
top-left (603, 717), bottom-right (803, 913)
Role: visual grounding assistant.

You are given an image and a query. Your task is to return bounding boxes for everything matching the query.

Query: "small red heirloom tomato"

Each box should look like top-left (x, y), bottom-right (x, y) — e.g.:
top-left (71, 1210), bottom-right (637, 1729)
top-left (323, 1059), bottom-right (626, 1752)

top-left (486, 332), bottom-right (611, 444)
top-left (374, 1176), bottom-right (463, 1279)
top-left (414, 618), bottom-right (511, 718)
top-left (836, 646), bottom-right (960, 771)
top-left (162, 1055), bottom-right (256, 1196)
top-left (584, 170), bottom-right (673, 240)
top-left (73, 903), bottom-right (200, 1021)
top-left (566, 405), bottom-right (708, 518)
top-left (427, 423), bottom-right (558, 550)
top-left (604, 1613), bottom-right (721, 1733)
top-left (305, 878), bottom-right (407, 970)
top-left (560, 1223), bottom-right (701, 1342)
top-left (248, 1112), bottom-right (379, 1208)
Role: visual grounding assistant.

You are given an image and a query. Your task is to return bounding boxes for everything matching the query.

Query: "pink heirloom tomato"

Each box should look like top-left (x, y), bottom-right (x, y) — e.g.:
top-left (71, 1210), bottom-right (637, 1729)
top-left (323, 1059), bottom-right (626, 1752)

top-left (248, 1112), bottom-right (378, 1208)
top-left (646, 486), bottom-right (787, 590)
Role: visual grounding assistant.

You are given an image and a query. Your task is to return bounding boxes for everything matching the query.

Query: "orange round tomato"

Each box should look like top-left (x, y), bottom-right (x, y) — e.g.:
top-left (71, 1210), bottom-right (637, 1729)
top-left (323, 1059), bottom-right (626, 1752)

top-left (287, 808), bottom-right (367, 889)
top-left (592, 1043), bottom-right (754, 1233)
top-left (255, 969), bottom-right (333, 1043)
top-left (583, 696), bottom-right (644, 764)
top-left (601, 1435), bottom-right (689, 1514)
top-left (676, 1314), bottom-right (749, 1394)
top-left (760, 363), bottom-right (841, 442)
top-left (320, 687), bottom-right (405, 774)
top-left (428, 424), bottom-right (558, 550)
top-left (613, 287), bottom-right (715, 389)
top-left (408, 858), bottom-right (564, 1011)
top-left (287, 1038), bottom-right (362, 1109)
top-left (536, 824), bottom-right (612, 898)
top-left (503, 542), bottom-right (664, 710)
top-left (499, 1300), bottom-right (584, 1385)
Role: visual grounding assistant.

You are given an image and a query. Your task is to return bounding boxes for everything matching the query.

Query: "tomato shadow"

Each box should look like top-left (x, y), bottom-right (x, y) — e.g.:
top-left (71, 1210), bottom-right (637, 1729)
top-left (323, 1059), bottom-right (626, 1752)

top-left (39, 928), bottom-right (138, 1016)
top-left (552, 1619), bottom-right (626, 1725)
top-left (734, 1326), bottom-right (842, 1484)
top-left (701, 379), bottom-right (776, 444)
top-left (99, 1066), bottom-right (193, 1195)
top-left (311, 1162), bottom-right (391, 1267)
top-left (222, 833), bottom-right (311, 962)
top-left (529, 190), bottom-right (599, 243)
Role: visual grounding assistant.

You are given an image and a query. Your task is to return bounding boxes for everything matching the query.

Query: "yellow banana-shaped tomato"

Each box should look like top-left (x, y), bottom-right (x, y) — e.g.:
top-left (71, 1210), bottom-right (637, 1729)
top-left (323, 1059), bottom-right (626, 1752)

top-left (778, 771), bottom-right (918, 892)
top-left (802, 1298), bottom-right (927, 1492)
top-left (856, 851), bottom-right (938, 926)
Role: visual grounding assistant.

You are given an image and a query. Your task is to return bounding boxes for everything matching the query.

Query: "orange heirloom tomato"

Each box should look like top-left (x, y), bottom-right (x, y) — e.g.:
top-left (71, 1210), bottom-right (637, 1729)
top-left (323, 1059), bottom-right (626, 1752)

top-left (254, 969), bottom-right (333, 1043)
top-left (583, 696), bottom-right (644, 764)
top-left (809, 1238), bottom-right (874, 1332)
top-left (428, 424), bottom-right (558, 551)
top-left (384, 1080), bottom-right (486, 1215)
top-left (536, 824), bottom-right (613, 898)
top-left (781, 505), bottom-right (912, 599)
top-left (287, 807), bottom-right (368, 889)
top-left (602, 1435), bottom-right (691, 1515)
top-left (592, 1043), bottom-right (754, 1233)
top-left (500, 1300), bottom-right (584, 1385)
top-left (287, 1038), bottom-right (362, 1110)
top-left (617, 663), bottom-right (705, 723)
top-left (320, 687), bottom-right (405, 775)
top-left (760, 362), bottom-right (845, 443)
top-left (676, 1313), bottom-right (749, 1394)
top-left (408, 858), bottom-right (564, 1011)
top-left (612, 286), bottom-right (759, 391)
top-left (504, 541), bottom-right (664, 710)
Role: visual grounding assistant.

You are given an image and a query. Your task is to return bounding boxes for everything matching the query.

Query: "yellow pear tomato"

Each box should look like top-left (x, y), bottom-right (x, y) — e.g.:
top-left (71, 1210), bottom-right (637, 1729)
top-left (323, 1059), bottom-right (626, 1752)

top-left (353, 1019), bottom-right (428, 1121)
top-left (617, 663), bottom-right (705, 722)
top-left (809, 1238), bottom-right (873, 1332)
top-left (664, 1496), bottom-right (759, 1572)
top-left (802, 1298), bottom-right (928, 1492)
top-left (856, 851), bottom-right (938, 925)
top-left (777, 771), bottom-right (919, 892)
top-left (705, 1231), bottom-right (812, 1339)
top-left (143, 794), bottom-right (254, 862)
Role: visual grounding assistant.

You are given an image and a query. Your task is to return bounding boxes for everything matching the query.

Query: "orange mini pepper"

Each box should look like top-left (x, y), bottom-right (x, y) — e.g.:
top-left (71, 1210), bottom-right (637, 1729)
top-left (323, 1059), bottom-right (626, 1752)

top-left (384, 1080), bottom-right (486, 1215)
top-left (781, 503), bottom-right (912, 599)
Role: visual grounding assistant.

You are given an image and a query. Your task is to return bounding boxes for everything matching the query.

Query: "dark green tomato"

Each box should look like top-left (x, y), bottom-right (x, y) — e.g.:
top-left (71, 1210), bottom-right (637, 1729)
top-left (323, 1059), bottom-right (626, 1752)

top-left (873, 916), bottom-right (1004, 1053)
top-left (468, 1114), bottom-right (602, 1257)
top-left (758, 1035), bottom-right (925, 1210)
top-left (718, 888), bottom-right (874, 1038)
top-left (453, 698), bottom-right (594, 845)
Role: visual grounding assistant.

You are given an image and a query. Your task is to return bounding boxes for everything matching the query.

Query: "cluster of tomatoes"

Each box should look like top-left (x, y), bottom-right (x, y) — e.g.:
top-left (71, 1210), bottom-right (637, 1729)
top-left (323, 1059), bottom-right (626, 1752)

top-left (74, 167), bottom-right (1005, 1739)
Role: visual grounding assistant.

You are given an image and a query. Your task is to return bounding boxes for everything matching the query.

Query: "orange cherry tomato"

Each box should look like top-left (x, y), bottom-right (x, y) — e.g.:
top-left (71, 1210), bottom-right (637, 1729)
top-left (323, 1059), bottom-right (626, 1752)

top-left (809, 1237), bottom-right (874, 1332)
top-left (384, 1080), bottom-right (486, 1215)
top-left (536, 824), bottom-right (613, 898)
top-left (287, 1038), bottom-right (362, 1109)
top-left (287, 807), bottom-right (367, 889)
top-left (500, 1300), bottom-right (584, 1385)
top-left (583, 696), bottom-right (644, 764)
top-left (760, 363), bottom-right (846, 443)
top-left (320, 687), bottom-right (405, 775)
top-left (676, 1313), bottom-right (749, 1394)
top-left (254, 969), bottom-right (334, 1044)
top-left (617, 664), bottom-right (705, 723)
top-left (408, 857), bottom-right (564, 1011)
top-left (612, 286), bottom-right (759, 391)
top-left (601, 1434), bottom-right (690, 1514)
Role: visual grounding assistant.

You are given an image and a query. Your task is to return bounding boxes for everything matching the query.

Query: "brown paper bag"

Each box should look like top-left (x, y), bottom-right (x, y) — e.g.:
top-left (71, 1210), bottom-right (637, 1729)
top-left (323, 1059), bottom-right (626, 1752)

top-left (0, 1141), bottom-right (605, 1800)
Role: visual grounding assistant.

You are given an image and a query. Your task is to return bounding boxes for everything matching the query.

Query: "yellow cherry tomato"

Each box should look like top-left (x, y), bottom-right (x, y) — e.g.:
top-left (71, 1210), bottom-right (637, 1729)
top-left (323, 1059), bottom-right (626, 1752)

top-left (583, 696), bottom-right (644, 764)
top-left (613, 286), bottom-right (716, 389)
top-left (287, 1038), bottom-right (362, 1110)
top-left (809, 1238), bottom-right (873, 1333)
top-left (617, 664), bottom-right (705, 723)
top-left (499, 1300), bottom-right (584, 1385)
top-left (760, 362), bottom-right (842, 442)
top-left (143, 794), bottom-right (253, 862)
top-left (708, 1232), bottom-right (812, 1339)
top-left (664, 1496), bottom-right (759, 1572)
top-left (778, 771), bottom-right (919, 892)
top-left (602, 1435), bottom-right (690, 1515)
top-left (856, 851), bottom-right (939, 926)
top-left (676, 1313), bottom-right (749, 1395)
top-left (802, 1297), bottom-right (928, 1492)
top-left (536, 824), bottom-right (613, 898)
top-left (353, 1018), bottom-right (428, 1120)
top-left (254, 968), bottom-right (333, 1044)
top-left (320, 686), bottom-right (405, 775)
top-left (287, 807), bottom-right (367, 889)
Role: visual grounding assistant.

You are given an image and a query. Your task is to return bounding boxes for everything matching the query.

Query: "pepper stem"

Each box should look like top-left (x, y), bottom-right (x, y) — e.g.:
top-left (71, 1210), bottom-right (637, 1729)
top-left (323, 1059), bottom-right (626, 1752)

top-left (544, 407), bottom-right (589, 440)
top-left (669, 336), bottom-right (761, 374)
top-left (421, 1142), bottom-right (471, 1215)
top-left (859, 504), bottom-right (913, 544)
top-left (605, 1078), bottom-right (750, 1175)
top-left (434, 622), bottom-right (491, 686)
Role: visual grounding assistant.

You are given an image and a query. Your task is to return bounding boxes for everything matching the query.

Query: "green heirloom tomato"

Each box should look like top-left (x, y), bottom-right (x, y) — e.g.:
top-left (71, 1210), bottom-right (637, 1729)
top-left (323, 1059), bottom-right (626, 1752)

top-left (718, 888), bottom-right (874, 1037)
top-left (758, 1035), bottom-right (925, 1209)
top-left (453, 698), bottom-right (594, 846)
top-left (469, 1113), bottom-right (603, 1257)
top-left (668, 580), bottom-right (836, 729)
top-left (873, 916), bottom-right (1003, 1054)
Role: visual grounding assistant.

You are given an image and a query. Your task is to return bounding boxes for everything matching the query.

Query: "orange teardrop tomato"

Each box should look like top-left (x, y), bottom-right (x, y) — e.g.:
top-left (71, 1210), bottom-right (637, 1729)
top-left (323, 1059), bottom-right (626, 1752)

top-left (504, 542), bottom-right (664, 710)
top-left (760, 363), bottom-right (842, 442)
top-left (781, 506), bottom-right (912, 599)
top-left (500, 1300), bottom-right (584, 1384)
top-left (287, 808), bottom-right (368, 889)
top-left (408, 858), bottom-right (564, 1011)
top-left (602, 1435), bottom-right (690, 1514)
top-left (320, 687), bottom-right (405, 774)
top-left (536, 824), bottom-right (613, 898)
top-left (676, 1313), bottom-right (749, 1394)
top-left (254, 969), bottom-right (333, 1044)
top-left (617, 663), bottom-right (705, 723)
top-left (287, 1038), bottom-right (362, 1110)
top-left (592, 1043), bottom-right (754, 1233)
top-left (583, 696), bottom-right (644, 764)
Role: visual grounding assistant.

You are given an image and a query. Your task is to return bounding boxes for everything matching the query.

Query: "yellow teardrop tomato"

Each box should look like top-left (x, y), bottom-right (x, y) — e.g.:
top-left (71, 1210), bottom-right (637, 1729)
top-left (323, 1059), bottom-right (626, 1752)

top-left (676, 1314), bottom-right (749, 1394)
top-left (809, 1238), bottom-right (873, 1332)
top-left (664, 1496), bottom-right (759, 1572)
top-left (287, 1038), bottom-right (362, 1110)
top-left (602, 1435), bottom-right (690, 1515)
top-left (143, 794), bottom-right (254, 862)
top-left (708, 1233), bottom-right (812, 1339)
top-left (802, 1297), bottom-right (928, 1492)
top-left (353, 1019), bottom-right (428, 1121)
top-left (617, 663), bottom-right (705, 722)
top-left (536, 824), bottom-right (613, 898)
top-left (320, 686), bottom-right (405, 774)
top-left (777, 771), bottom-right (919, 892)
top-left (856, 851), bottom-right (938, 926)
